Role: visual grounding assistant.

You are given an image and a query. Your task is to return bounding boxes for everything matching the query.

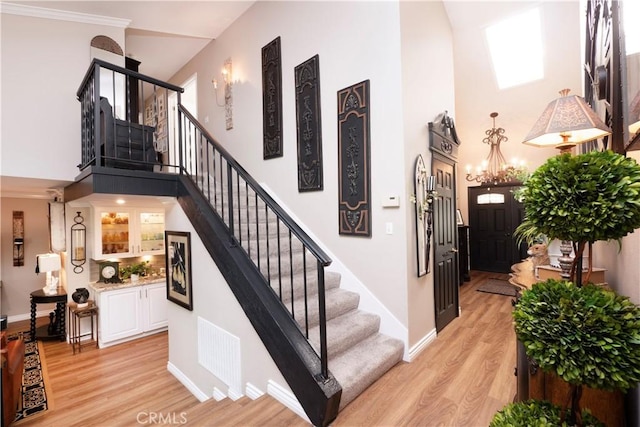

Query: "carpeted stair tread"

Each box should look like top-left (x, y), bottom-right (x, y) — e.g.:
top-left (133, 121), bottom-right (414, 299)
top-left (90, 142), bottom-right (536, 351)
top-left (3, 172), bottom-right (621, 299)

top-left (329, 333), bottom-right (404, 410)
top-left (308, 310), bottom-right (380, 359)
top-left (271, 271), bottom-right (342, 304)
top-left (290, 288), bottom-right (360, 330)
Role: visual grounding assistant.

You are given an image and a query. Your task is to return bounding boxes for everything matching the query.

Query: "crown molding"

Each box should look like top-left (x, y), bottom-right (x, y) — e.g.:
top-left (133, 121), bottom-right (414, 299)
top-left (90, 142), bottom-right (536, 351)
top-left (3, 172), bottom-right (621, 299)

top-left (0, 2), bottom-right (130, 28)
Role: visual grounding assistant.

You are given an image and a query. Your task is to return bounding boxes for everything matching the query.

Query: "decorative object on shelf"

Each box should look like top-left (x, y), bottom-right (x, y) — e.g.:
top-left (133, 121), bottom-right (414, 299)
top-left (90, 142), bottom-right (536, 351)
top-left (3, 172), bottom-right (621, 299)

top-left (412, 154), bottom-right (437, 276)
top-left (466, 112), bottom-right (526, 185)
top-left (120, 261), bottom-right (150, 281)
top-left (71, 287), bottom-right (90, 308)
top-left (522, 89), bottom-right (611, 153)
top-left (35, 253), bottom-right (61, 295)
top-left (262, 36), bottom-right (283, 159)
top-left (13, 211), bottom-right (24, 266)
top-left (295, 54), bottom-right (323, 192)
top-left (98, 261), bottom-right (121, 284)
top-left (70, 211), bottom-right (86, 273)
top-left (165, 231), bottom-right (193, 311)
top-left (338, 79), bottom-right (371, 236)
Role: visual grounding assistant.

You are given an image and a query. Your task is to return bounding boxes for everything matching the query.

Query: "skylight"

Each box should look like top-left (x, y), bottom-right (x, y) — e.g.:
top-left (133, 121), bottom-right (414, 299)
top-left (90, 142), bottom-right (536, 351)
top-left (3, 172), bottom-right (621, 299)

top-left (486, 8), bottom-right (544, 89)
top-left (624, 1), bottom-right (640, 55)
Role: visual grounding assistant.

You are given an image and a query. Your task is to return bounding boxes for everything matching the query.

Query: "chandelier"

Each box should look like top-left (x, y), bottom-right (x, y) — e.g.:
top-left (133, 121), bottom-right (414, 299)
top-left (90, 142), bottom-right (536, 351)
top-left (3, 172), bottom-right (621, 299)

top-left (466, 112), bottom-right (526, 185)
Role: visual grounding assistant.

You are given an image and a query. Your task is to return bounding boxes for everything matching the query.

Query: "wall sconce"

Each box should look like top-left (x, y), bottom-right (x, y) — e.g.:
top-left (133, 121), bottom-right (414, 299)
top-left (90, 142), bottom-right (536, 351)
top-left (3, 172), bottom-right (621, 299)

top-left (211, 58), bottom-right (234, 130)
top-left (70, 211), bottom-right (86, 274)
top-left (35, 253), bottom-right (61, 295)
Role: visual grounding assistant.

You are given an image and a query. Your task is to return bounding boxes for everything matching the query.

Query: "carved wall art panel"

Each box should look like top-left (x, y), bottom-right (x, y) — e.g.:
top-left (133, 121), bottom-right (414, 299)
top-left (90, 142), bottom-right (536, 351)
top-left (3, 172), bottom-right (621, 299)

top-left (338, 80), bottom-right (371, 237)
top-left (295, 55), bottom-right (323, 191)
top-left (262, 37), bottom-right (283, 159)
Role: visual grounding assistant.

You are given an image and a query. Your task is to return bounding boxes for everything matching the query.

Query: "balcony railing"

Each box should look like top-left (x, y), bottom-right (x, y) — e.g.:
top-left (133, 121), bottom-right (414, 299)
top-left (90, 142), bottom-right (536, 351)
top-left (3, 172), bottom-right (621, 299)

top-left (77, 59), bottom-right (333, 380)
top-left (76, 58), bottom-right (183, 172)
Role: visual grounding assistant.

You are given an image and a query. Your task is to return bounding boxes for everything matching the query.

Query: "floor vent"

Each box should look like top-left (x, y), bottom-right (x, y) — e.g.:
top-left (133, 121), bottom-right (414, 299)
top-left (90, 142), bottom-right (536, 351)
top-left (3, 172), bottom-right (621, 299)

top-left (197, 317), bottom-right (242, 395)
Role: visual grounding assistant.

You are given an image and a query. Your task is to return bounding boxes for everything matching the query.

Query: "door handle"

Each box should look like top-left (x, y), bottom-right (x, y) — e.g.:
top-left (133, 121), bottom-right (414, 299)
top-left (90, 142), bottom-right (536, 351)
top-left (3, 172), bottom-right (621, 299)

top-left (442, 247), bottom-right (459, 257)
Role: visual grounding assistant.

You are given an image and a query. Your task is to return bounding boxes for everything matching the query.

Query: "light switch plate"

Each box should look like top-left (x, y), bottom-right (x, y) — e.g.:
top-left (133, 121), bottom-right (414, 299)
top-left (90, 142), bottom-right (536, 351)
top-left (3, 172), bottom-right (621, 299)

top-left (382, 195), bottom-right (400, 208)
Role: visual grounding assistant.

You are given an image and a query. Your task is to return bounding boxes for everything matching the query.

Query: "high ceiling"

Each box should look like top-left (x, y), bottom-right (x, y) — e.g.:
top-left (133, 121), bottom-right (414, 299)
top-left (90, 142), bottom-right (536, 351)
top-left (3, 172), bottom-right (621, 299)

top-left (7, 1), bottom-right (255, 81)
top-left (1, 1), bottom-right (538, 199)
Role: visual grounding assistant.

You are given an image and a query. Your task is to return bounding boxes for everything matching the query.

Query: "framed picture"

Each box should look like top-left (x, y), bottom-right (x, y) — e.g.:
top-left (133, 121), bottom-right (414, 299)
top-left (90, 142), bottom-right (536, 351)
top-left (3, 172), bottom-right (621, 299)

top-left (165, 231), bottom-right (193, 310)
top-left (456, 209), bottom-right (464, 226)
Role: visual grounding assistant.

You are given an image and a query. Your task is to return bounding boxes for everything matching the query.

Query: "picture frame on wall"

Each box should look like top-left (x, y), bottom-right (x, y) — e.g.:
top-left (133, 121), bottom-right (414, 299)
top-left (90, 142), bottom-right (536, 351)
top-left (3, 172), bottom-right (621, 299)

top-left (165, 231), bottom-right (193, 311)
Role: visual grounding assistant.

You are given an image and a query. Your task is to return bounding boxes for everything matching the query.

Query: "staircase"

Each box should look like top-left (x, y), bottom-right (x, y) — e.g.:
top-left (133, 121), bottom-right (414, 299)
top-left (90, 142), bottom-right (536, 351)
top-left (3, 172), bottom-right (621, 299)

top-left (213, 180), bottom-right (405, 412)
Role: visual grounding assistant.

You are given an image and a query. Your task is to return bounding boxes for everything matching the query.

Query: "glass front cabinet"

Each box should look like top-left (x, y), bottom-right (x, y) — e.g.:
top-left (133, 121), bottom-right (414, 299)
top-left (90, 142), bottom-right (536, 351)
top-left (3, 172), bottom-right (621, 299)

top-left (93, 208), bottom-right (165, 259)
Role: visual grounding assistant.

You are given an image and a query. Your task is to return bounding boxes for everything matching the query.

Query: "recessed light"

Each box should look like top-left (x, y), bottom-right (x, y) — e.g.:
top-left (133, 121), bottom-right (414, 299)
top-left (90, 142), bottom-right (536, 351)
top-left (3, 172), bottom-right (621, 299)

top-left (116, 199), bottom-right (125, 205)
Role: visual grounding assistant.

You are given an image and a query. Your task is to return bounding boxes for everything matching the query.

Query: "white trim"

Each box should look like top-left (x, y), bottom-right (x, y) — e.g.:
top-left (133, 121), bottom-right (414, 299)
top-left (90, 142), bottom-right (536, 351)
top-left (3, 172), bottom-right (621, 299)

top-left (245, 383), bottom-right (264, 400)
top-left (407, 328), bottom-right (437, 362)
top-left (261, 184), bottom-right (409, 359)
top-left (227, 388), bottom-right (243, 401)
top-left (0, 2), bottom-right (130, 28)
top-left (267, 380), bottom-right (310, 424)
top-left (212, 387), bottom-right (227, 402)
top-left (166, 361), bottom-right (210, 402)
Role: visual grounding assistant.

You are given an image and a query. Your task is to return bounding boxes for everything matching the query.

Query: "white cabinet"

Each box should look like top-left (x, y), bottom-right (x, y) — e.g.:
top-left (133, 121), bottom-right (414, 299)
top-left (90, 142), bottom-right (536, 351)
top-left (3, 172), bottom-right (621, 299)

top-left (93, 208), bottom-right (165, 259)
top-left (96, 282), bottom-right (168, 348)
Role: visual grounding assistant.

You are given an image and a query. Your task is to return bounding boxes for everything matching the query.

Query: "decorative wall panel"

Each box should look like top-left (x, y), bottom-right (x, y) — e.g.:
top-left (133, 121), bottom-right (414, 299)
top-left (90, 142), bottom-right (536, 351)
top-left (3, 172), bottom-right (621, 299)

top-left (262, 37), bottom-right (283, 159)
top-left (338, 80), bottom-right (371, 237)
top-left (295, 55), bottom-right (323, 191)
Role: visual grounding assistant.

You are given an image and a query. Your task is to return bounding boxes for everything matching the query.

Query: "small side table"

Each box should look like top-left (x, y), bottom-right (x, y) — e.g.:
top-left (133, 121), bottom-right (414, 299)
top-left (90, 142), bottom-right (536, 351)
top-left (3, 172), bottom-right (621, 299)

top-left (68, 301), bottom-right (99, 354)
top-left (30, 289), bottom-right (67, 341)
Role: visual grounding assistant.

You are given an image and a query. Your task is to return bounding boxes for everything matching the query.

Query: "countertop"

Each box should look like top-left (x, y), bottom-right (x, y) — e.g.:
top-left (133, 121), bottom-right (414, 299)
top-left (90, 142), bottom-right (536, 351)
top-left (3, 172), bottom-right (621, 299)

top-left (88, 275), bottom-right (166, 293)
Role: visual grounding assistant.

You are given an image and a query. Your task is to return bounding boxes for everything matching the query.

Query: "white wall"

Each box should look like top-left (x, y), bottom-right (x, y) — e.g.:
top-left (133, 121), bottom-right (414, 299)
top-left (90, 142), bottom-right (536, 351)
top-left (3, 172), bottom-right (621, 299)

top-left (399, 1), bottom-right (456, 345)
top-left (452, 1), bottom-right (582, 223)
top-left (164, 202), bottom-right (290, 401)
top-left (169, 1), bottom-right (411, 329)
top-left (0, 12), bottom-right (125, 183)
top-left (0, 197), bottom-right (54, 318)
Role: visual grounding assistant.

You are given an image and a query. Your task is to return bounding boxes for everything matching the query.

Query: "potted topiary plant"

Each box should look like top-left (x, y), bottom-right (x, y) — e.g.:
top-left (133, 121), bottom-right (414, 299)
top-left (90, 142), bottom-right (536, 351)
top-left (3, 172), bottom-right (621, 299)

top-left (516, 150), bottom-right (640, 283)
top-left (490, 399), bottom-right (604, 427)
top-left (512, 279), bottom-right (640, 426)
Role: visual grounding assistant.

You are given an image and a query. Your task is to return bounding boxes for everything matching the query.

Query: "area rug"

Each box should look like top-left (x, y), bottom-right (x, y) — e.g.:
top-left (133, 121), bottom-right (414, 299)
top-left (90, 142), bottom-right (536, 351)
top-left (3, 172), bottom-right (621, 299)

top-left (8, 332), bottom-right (52, 424)
top-left (476, 278), bottom-right (520, 297)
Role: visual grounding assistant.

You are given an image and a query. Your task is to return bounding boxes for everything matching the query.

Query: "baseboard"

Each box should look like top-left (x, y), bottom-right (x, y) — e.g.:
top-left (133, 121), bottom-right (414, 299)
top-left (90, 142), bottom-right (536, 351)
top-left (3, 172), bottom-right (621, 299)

top-left (166, 361), bottom-right (210, 402)
top-left (267, 380), bottom-right (310, 424)
top-left (245, 383), bottom-right (264, 400)
top-left (407, 328), bottom-right (437, 362)
top-left (212, 387), bottom-right (227, 401)
top-left (228, 388), bottom-right (243, 401)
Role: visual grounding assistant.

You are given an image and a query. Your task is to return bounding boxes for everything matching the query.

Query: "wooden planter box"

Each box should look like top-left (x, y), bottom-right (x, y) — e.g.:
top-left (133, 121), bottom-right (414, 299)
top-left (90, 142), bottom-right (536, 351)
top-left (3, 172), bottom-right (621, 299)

top-left (516, 342), bottom-right (625, 426)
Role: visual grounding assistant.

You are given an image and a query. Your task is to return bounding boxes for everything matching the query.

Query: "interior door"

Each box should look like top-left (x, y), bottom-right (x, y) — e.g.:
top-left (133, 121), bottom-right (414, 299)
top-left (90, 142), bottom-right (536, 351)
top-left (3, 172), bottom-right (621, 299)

top-left (468, 185), bottom-right (527, 273)
top-left (432, 156), bottom-right (459, 332)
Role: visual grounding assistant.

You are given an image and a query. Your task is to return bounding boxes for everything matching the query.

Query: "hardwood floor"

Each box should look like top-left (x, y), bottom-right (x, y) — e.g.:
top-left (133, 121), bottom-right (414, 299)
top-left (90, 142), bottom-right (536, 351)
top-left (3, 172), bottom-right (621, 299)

top-left (7, 270), bottom-right (516, 426)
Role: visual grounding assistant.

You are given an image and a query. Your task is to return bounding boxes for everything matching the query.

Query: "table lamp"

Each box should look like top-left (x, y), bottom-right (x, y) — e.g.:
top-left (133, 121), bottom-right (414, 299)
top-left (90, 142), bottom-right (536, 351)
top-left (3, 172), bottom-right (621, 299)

top-left (36, 253), bottom-right (61, 295)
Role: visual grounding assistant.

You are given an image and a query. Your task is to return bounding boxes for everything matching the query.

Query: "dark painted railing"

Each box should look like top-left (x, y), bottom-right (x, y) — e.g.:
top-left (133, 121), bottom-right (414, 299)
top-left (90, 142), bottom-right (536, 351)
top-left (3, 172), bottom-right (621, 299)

top-left (76, 59), bottom-right (183, 172)
top-left (177, 105), bottom-right (333, 379)
top-left (77, 59), bottom-right (333, 380)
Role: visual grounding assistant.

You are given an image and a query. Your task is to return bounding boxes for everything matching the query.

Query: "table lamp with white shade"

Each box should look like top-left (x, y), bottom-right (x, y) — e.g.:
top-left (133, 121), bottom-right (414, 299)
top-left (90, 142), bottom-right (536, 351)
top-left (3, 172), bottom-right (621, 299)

top-left (35, 253), bottom-right (61, 295)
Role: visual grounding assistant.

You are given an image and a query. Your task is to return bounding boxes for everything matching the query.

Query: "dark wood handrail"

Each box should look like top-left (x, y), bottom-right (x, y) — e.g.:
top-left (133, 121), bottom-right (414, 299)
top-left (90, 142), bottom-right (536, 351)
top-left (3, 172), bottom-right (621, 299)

top-left (76, 58), bottom-right (184, 99)
top-left (178, 105), bottom-right (332, 267)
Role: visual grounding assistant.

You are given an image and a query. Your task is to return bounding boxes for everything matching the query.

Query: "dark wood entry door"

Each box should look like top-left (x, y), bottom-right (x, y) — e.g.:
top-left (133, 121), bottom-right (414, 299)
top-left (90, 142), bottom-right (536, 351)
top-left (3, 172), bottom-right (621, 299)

top-left (468, 185), bottom-right (527, 273)
top-left (432, 157), bottom-right (459, 332)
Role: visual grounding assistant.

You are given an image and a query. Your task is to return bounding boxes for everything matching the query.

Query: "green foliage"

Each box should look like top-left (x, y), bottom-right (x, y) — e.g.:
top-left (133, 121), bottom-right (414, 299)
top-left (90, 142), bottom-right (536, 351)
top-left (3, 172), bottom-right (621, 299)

top-left (518, 150), bottom-right (640, 244)
top-left (490, 400), bottom-right (604, 427)
top-left (514, 279), bottom-right (640, 391)
top-left (120, 261), bottom-right (150, 279)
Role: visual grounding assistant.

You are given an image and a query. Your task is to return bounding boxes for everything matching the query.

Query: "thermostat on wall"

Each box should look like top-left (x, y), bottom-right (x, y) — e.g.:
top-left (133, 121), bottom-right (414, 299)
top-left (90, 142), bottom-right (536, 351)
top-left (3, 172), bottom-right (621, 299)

top-left (382, 195), bottom-right (400, 208)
